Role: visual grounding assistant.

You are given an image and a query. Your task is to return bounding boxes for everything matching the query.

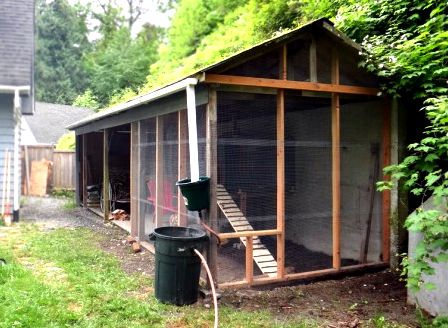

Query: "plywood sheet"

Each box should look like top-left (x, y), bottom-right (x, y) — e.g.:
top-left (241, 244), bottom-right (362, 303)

top-left (29, 160), bottom-right (52, 196)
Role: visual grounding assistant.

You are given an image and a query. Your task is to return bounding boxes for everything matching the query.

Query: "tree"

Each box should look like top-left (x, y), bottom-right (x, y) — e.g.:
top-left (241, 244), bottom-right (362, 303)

top-left (91, 1), bottom-right (125, 41)
top-left (84, 24), bottom-right (163, 106)
top-left (35, 0), bottom-right (91, 104)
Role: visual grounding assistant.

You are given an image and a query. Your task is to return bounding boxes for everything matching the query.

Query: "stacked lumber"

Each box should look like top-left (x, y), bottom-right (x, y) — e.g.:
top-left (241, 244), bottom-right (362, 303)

top-left (108, 209), bottom-right (130, 221)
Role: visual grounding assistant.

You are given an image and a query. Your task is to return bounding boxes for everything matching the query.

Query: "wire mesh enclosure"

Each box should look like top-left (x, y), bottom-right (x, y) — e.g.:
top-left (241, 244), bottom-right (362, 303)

top-left (139, 118), bottom-right (156, 237)
top-left (137, 105), bottom-right (208, 240)
top-left (284, 93), bottom-right (334, 273)
top-left (216, 91), bottom-right (278, 282)
top-left (74, 19), bottom-right (391, 287)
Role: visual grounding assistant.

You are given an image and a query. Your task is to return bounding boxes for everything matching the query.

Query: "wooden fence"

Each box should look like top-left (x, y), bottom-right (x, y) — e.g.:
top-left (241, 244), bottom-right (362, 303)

top-left (21, 145), bottom-right (76, 192)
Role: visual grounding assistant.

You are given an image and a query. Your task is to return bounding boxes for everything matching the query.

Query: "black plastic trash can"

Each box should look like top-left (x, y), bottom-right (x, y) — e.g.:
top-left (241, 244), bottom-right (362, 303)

top-left (150, 226), bottom-right (208, 305)
top-left (176, 177), bottom-right (210, 211)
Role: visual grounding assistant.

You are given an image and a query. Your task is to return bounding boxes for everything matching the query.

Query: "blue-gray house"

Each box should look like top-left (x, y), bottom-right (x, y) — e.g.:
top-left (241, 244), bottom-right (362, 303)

top-left (0, 0), bottom-right (35, 221)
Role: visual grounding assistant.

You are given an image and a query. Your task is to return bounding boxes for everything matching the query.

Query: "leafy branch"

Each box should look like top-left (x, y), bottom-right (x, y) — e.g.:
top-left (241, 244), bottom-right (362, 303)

top-left (338, 0), bottom-right (448, 291)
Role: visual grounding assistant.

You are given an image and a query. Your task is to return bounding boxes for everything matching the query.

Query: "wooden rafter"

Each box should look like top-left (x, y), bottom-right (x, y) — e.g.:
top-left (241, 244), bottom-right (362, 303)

top-left (203, 74), bottom-right (380, 96)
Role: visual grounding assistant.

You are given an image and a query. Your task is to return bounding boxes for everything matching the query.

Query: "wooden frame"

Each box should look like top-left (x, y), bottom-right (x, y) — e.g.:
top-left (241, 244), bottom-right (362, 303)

top-left (331, 48), bottom-right (341, 269)
top-left (130, 122), bottom-right (140, 238)
top-left (155, 116), bottom-right (164, 227)
top-left (276, 45), bottom-right (286, 278)
top-left (206, 88), bottom-right (218, 282)
top-left (75, 35), bottom-right (391, 289)
top-left (82, 134), bottom-right (87, 208)
top-left (178, 110), bottom-right (188, 226)
top-left (103, 129), bottom-right (110, 223)
top-left (219, 262), bottom-right (387, 289)
top-left (203, 74), bottom-right (380, 96)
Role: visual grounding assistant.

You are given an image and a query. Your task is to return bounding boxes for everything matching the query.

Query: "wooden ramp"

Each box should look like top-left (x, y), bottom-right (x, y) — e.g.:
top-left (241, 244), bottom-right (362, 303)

top-left (217, 184), bottom-right (277, 277)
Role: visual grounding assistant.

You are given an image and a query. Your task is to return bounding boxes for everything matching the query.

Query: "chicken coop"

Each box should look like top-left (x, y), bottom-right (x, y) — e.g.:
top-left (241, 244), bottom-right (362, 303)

top-left (69, 18), bottom-right (392, 287)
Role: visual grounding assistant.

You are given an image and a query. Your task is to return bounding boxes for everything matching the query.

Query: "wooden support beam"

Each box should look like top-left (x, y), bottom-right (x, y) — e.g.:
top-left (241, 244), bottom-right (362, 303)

top-left (82, 134), bottom-right (87, 208)
top-left (245, 236), bottom-right (254, 285)
top-left (155, 116), bottom-right (164, 228)
top-left (218, 229), bottom-right (281, 240)
top-left (276, 44), bottom-right (286, 279)
top-left (206, 88), bottom-right (218, 284)
top-left (218, 262), bottom-right (388, 289)
top-left (178, 110), bottom-right (188, 226)
top-left (382, 98), bottom-right (391, 264)
top-left (203, 74), bottom-right (380, 96)
top-left (130, 122), bottom-right (139, 238)
top-left (75, 135), bottom-right (81, 204)
top-left (103, 129), bottom-right (110, 223)
top-left (331, 48), bottom-right (341, 270)
top-left (309, 37), bottom-right (317, 82)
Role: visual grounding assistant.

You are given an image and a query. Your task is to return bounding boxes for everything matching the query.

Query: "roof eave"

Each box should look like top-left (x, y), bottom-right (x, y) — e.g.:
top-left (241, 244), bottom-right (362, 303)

top-left (67, 77), bottom-right (199, 130)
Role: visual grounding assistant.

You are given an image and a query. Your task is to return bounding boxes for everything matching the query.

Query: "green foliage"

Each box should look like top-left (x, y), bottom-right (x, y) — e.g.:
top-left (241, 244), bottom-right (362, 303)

top-left (55, 132), bottom-right (76, 151)
top-left (337, 0), bottom-right (448, 291)
top-left (165, 0), bottom-right (246, 61)
top-left (72, 89), bottom-right (100, 111)
top-left (0, 225), bottom-right (322, 327)
top-left (0, 226), bottom-right (165, 327)
top-left (146, 0), bottom-right (313, 91)
top-left (35, 0), bottom-right (162, 109)
top-left (35, 0), bottom-right (91, 104)
top-left (51, 189), bottom-right (75, 199)
top-left (368, 315), bottom-right (407, 328)
top-left (417, 309), bottom-right (448, 328)
top-left (85, 24), bottom-right (162, 107)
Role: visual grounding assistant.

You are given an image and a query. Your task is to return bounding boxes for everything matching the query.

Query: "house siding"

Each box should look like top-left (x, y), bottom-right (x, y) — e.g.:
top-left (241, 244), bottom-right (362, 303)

top-left (0, 94), bottom-right (17, 218)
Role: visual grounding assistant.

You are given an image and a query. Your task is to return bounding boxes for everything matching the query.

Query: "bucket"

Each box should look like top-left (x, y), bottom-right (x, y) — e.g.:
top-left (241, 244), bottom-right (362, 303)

top-left (176, 177), bottom-right (210, 211)
top-left (150, 226), bottom-right (208, 305)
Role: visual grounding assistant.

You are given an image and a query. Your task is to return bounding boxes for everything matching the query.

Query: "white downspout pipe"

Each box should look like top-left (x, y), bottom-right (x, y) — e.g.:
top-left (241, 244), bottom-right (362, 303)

top-left (13, 89), bottom-right (22, 220)
top-left (186, 81), bottom-right (200, 182)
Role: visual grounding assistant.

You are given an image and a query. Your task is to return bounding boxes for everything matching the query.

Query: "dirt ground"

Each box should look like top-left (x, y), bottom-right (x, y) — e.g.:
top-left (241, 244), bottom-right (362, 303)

top-left (20, 196), bottom-right (417, 327)
top-left (216, 270), bottom-right (417, 327)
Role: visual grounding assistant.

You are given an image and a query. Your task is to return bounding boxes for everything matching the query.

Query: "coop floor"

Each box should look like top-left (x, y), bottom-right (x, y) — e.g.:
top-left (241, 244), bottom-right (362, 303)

top-left (216, 239), bottom-right (358, 284)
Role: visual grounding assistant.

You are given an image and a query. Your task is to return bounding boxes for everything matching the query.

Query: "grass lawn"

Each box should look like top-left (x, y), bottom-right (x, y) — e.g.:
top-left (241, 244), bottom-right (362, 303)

top-left (0, 224), bottom-right (319, 328)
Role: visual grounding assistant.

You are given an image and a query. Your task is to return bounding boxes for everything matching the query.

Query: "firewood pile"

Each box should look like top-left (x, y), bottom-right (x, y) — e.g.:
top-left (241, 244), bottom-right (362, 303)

top-left (108, 209), bottom-right (130, 221)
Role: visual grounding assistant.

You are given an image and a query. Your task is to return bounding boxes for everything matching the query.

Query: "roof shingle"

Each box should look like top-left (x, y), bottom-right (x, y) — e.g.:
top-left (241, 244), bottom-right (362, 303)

top-left (0, 0), bottom-right (34, 86)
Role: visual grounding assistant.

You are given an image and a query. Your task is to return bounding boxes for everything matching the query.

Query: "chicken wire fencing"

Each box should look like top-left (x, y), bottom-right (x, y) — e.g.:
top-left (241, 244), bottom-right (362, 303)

top-left (214, 91), bottom-right (384, 283)
top-left (138, 106), bottom-right (207, 242)
top-left (216, 91), bottom-right (278, 282)
top-left (135, 90), bottom-right (384, 283)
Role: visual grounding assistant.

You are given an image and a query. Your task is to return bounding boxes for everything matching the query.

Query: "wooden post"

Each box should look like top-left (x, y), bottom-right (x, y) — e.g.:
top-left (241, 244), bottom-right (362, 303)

top-left (245, 236), bottom-right (254, 285)
top-left (178, 110), bottom-right (188, 226)
top-left (75, 135), bottom-right (81, 204)
top-left (331, 48), bottom-right (341, 269)
top-left (24, 145), bottom-right (30, 195)
top-left (309, 37), bottom-right (317, 82)
top-left (206, 88), bottom-right (218, 284)
top-left (382, 98), bottom-right (391, 263)
top-left (155, 116), bottom-right (164, 228)
top-left (276, 44), bottom-right (286, 278)
top-left (82, 134), bottom-right (87, 208)
top-left (130, 122), bottom-right (140, 237)
top-left (103, 129), bottom-right (110, 222)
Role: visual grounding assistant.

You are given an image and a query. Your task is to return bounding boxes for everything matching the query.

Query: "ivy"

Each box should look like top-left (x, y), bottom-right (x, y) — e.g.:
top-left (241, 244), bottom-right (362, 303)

top-left (338, 0), bottom-right (448, 291)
